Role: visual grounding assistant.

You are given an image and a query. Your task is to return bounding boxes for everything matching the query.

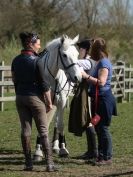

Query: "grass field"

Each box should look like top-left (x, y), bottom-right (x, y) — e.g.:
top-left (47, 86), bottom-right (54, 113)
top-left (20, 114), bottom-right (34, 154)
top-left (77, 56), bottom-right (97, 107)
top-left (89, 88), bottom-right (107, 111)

top-left (0, 101), bottom-right (133, 177)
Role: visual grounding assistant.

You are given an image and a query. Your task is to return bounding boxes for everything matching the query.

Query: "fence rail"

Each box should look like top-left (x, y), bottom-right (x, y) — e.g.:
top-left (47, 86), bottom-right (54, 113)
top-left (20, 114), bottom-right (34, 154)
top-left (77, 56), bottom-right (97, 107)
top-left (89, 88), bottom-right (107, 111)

top-left (0, 60), bottom-right (133, 111)
top-left (0, 61), bottom-right (15, 111)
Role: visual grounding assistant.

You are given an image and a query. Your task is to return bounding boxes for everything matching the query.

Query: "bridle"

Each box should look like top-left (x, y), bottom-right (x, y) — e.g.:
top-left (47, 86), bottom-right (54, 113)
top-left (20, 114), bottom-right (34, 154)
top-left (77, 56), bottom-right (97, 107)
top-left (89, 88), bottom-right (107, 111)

top-left (57, 47), bottom-right (77, 71)
top-left (45, 47), bottom-right (77, 78)
top-left (44, 47), bottom-right (76, 102)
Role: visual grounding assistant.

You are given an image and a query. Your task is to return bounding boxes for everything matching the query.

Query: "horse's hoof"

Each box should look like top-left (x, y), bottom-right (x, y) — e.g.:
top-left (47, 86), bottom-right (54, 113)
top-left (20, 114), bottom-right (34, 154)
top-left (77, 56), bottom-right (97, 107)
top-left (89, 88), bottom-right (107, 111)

top-left (52, 140), bottom-right (60, 154)
top-left (59, 153), bottom-right (69, 158)
top-left (59, 148), bottom-right (69, 157)
top-left (33, 155), bottom-right (43, 162)
top-left (33, 144), bottom-right (43, 162)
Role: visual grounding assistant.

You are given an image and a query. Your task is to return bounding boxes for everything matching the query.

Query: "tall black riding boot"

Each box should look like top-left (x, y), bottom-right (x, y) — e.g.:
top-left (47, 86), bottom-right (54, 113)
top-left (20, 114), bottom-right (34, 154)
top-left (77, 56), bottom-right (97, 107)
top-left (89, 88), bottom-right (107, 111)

top-left (41, 135), bottom-right (58, 172)
top-left (86, 126), bottom-right (97, 158)
top-left (77, 126), bottom-right (97, 160)
top-left (21, 135), bottom-right (33, 171)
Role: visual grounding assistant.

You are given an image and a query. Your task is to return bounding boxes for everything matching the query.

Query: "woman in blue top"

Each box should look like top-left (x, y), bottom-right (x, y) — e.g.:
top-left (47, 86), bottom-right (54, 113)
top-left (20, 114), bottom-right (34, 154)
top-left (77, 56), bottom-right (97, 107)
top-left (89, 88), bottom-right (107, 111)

top-left (82, 38), bottom-right (117, 165)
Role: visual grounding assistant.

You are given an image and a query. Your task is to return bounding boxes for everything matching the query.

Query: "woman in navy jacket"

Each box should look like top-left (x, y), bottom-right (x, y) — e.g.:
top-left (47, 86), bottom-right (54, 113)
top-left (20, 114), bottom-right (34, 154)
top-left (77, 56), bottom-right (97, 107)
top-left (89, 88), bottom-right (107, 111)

top-left (11, 32), bottom-right (57, 172)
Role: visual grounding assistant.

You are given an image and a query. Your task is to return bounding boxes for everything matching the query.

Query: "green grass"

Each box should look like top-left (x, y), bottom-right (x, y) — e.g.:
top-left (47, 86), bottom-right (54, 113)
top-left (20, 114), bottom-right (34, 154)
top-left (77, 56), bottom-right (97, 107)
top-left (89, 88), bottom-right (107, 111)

top-left (0, 102), bottom-right (133, 177)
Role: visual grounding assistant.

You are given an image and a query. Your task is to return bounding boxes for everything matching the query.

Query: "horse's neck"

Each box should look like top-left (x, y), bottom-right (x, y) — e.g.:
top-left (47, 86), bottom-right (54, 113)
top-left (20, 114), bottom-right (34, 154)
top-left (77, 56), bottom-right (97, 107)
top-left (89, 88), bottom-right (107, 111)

top-left (47, 51), bottom-right (59, 77)
top-left (44, 48), bottom-right (73, 96)
top-left (57, 71), bottom-right (73, 97)
top-left (44, 50), bottom-right (60, 91)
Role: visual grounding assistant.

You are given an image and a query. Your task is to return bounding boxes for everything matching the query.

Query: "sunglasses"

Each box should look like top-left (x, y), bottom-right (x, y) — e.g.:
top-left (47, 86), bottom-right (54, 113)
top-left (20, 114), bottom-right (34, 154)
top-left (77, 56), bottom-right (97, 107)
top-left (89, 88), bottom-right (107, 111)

top-left (30, 34), bottom-right (40, 43)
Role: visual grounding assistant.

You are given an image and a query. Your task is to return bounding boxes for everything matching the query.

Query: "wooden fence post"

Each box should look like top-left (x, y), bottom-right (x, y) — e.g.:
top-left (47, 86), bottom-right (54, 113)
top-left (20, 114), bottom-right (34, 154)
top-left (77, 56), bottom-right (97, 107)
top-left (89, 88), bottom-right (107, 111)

top-left (116, 61), bottom-right (125, 103)
top-left (0, 61), bottom-right (5, 111)
top-left (127, 64), bottom-right (132, 102)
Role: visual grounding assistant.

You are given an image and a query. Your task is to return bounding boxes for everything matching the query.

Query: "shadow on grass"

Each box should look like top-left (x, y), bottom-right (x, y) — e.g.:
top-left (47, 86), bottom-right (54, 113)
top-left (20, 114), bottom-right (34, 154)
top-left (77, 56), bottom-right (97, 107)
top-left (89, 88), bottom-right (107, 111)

top-left (102, 171), bottom-right (133, 177)
top-left (0, 157), bottom-right (46, 166)
top-left (0, 149), bottom-right (23, 165)
top-left (0, 159), bottom-right (23, 165)
top-left (0, 167), bottom-right (48, 173)
top-left (0, 149), bottom-right (22, 155)
top-left (54, 156), bottom-right (85, 166)
top-left (0, 149), bottom-right (47, 167)
top-left (0, 150), bottom-right (85, 173)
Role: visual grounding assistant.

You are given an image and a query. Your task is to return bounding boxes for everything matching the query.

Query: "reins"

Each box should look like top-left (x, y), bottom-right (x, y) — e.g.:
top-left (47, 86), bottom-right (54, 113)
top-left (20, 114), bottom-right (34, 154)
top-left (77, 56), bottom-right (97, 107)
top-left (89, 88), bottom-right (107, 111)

top-left (58, 46), bottom-right (77, 70)
top-left (43, 48), bottom-right (75, 103)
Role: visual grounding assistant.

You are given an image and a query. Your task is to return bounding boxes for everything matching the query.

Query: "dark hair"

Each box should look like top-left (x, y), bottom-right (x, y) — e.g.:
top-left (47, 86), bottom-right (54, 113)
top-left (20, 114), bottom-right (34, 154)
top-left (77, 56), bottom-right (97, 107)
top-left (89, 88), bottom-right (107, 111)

top-left (90, 38), bottom-right (108, 61)
top-left (19, 32), bottom-right (40, 49)
top-left (77, 38), bottom-right (94, 50)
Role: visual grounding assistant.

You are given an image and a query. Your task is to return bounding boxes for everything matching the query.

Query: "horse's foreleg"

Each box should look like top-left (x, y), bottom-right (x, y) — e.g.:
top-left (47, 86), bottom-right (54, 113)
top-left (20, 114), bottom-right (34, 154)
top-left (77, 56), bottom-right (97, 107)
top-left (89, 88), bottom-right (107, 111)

top-left (51, 112), bottom-right (60, 154)
top-left (56, 103), bottom-right (69, 157)
top-left (52, 126), bottom-right (60, 154)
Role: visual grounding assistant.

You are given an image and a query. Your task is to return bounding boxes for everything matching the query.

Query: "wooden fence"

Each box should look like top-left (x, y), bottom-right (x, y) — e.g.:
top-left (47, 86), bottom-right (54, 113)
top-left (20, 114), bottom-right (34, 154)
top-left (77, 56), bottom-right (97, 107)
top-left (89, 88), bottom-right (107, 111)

top-left (111, 61), bottom-right (133, 102)
top-left (0, 61), bottom-right (15, 111)
top-left (0, 60), bottom-right (133, 111)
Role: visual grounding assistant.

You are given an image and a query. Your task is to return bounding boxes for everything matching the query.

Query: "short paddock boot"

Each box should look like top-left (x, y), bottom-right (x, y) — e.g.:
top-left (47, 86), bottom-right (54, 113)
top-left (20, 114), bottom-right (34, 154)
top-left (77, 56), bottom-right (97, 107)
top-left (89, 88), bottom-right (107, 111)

top-left (46, 164), bottom-right (59, 172)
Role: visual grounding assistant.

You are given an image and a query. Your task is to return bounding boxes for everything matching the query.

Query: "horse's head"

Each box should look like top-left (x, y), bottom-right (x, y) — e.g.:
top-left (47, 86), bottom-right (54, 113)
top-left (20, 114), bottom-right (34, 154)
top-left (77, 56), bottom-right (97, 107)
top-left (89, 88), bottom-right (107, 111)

top-left (57, 35), bottom-right (82, 83)
top-left (46, 35), bottom-right (82, 83)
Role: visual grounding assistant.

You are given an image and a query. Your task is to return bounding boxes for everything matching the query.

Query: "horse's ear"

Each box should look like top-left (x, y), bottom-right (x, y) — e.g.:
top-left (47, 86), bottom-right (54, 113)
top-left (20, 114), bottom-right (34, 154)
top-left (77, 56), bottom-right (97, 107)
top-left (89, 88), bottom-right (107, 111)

top-left (61, 34), bottom-right (68, 44)
top-left (61, 34), bottom-right (70, 50)
top-left (72, 34), bottom-right (79, 45)
top-left (61, 35), bottom-right (64, 44)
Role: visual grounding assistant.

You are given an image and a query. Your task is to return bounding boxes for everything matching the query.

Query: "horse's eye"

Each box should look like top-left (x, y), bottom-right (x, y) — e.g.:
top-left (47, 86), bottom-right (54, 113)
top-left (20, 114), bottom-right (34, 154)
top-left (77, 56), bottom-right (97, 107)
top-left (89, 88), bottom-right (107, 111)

top-left (63, 54), bottom-right (67, 58)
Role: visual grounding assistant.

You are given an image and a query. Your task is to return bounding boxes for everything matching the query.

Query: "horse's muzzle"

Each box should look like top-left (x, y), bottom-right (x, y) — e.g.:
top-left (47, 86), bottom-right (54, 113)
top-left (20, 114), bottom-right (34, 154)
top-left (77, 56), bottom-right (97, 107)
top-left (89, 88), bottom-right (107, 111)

top-left (74, 76), bottom-right (82, 83)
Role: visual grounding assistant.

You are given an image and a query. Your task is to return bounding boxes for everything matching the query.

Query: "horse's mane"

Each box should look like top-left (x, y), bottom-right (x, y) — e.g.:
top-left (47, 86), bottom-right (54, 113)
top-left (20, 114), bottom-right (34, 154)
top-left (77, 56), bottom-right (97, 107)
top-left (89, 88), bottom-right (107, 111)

top-left (46, 37), bottom-right (61, 51)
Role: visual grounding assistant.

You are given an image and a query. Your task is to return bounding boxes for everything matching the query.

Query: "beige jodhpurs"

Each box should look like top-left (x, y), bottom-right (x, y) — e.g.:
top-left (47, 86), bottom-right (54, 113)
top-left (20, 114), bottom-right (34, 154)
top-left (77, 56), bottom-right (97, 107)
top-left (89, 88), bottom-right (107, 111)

top-left (16, 95), bottom-right (49, 137)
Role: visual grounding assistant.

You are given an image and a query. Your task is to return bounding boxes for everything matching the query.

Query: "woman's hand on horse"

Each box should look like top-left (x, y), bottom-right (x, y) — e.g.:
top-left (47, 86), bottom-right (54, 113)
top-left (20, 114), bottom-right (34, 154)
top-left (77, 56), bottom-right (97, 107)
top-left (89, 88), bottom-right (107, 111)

top-left (81, 71), bottom-right (89, 79)
top-left (46, 103), bottom-right (53, 113)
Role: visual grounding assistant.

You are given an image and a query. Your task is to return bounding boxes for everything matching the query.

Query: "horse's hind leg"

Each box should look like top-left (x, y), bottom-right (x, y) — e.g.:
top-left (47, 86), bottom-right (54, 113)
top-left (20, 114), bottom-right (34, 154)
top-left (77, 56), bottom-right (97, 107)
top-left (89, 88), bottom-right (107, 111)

top-left (52, 126), bottom-right (60, 154)
top-left (33, 136), bottom-right (43, 162)
top-left (58, 133), bottom-right (69, 157)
